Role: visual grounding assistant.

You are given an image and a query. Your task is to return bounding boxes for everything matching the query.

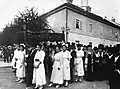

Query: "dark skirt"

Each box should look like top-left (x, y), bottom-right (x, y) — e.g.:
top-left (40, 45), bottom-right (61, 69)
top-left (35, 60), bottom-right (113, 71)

top-left (109, 71), bottom-right (120, 89)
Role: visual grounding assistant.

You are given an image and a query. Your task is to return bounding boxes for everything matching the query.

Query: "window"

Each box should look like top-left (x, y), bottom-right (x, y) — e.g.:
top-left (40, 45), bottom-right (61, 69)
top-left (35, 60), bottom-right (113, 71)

top-left (100, 26), bottom-right (103, 35)
top-left (115, 32), bottom-right (119, 39)
top-left (109, 29), bottom-right (112, 35)
top-left (76, 19), bottom-right (79, 29)
top-left (109, 28), bottom-right (113, 39)
top-left (89, 23), bottom-right (93, 33)
top-left (99, 26), bottom-right (103, 36)
top-left (75, 19), bottom-right (82, 30)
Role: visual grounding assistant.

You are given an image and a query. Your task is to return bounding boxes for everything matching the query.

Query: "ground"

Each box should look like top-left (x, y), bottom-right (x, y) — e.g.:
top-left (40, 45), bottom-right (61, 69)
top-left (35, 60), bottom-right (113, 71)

top-left (0, 61), bottom-right (110, 89)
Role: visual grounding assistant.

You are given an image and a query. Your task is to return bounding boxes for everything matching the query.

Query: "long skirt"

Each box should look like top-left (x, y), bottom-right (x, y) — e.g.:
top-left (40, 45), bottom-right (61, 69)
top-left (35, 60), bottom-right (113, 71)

top-left (16, 60), bottom-right (25, 78)
top-left (74, 58), bottom-right (84, 76)
top-left (109, 71), bottom-right (120, 89)
top-left (16, 65), bottom-right (26, 78)
top-left (32, 64), bottom-right (46, 86)
top-left (63, 64), bottom-right (70, 80)
top-left (50, 62), bottom-right (63, 84)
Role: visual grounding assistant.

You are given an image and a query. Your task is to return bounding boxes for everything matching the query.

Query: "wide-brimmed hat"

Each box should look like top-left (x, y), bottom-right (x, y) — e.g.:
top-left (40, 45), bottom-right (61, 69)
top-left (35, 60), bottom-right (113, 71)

top-left (62, 43), bottom-right (68, 47)
top-left (98, 44), bottom-right (104, 49)
top-left (77, 44), bottom-right (83, 47)
top-left (93, 46), bottom-right (98, 51)
top-left (87, 44), bottom-right (92, 48)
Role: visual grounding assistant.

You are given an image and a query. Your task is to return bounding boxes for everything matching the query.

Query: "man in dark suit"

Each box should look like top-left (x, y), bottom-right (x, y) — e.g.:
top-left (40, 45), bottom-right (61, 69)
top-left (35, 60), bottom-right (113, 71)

top-left (86, 44), bottom-right (94, 81)
top-left (109, 45), bottom-right (120, 89)
top-left (25, 47), bottom-right (37, 89)
top-left (70, 43), bottom-right (76, 83)
top-left (97, 44), bottom-right (105, 80)
top-left (105, 47), bottom-right (114, 80)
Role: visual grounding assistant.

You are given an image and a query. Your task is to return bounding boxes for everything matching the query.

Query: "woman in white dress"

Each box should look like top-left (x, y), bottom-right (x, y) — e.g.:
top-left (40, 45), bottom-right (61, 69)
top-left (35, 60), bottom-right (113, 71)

top-left (32, 44), bottom-right (46, 89)
top-left (74, 44), bottom-right (84, 82)
top-left (16, 45), bottom-right (26, 83)
top-left (11, 44), bottom-right (20, 71)
top-left (49, 46), bottom-right (63, 88)
top-left (61, 45), bottom-right (71, 87)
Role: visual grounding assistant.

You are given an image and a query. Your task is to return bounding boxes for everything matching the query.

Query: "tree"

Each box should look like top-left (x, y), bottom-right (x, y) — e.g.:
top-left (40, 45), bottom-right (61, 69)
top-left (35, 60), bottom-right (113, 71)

top-left (0, 7), bottom-right (50, 45)
top-left (14, 7), bottom-right (49, 32)
top-left (0, 23), bottom-right (19, 45)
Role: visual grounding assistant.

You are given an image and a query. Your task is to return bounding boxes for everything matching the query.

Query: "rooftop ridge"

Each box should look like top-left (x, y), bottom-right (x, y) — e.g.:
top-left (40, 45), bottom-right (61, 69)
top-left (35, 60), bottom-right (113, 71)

top-left (41, 3), bottom-right (120, 29)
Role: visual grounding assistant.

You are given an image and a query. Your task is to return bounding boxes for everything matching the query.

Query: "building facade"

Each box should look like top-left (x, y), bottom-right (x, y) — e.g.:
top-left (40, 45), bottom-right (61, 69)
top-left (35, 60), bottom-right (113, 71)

top-left (42, 3), bottom-right (120, 46)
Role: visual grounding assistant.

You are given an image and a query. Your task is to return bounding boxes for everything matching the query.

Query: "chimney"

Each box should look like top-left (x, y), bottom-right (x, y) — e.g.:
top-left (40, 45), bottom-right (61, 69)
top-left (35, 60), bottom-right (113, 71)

top-left (66, 0), bottom-right (73, 3)
top-left (86, 6), bottom-right (91, 12)
top-left (81, 6), bottom-right (91, 12)
top-left (111, 17), bottom-right (115, 22)
top-left (104, 16), bottom-right (107, 19)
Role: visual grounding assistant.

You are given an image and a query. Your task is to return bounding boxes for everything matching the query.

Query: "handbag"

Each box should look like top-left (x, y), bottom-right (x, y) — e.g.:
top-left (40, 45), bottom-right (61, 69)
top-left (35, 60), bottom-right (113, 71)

top-left (34, 59), bottom-right (42, 68)
top-left (35, 59), bottom-right (39, 62)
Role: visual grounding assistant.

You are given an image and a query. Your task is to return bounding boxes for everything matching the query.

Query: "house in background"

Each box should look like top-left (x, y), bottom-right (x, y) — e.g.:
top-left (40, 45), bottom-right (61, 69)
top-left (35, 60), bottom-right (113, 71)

top-left (41, 2), bottom-right (120, 46)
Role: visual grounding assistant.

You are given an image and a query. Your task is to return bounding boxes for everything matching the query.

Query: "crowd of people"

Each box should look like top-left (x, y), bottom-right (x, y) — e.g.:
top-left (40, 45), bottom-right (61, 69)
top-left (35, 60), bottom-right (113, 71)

top-left (0, 45), bottom-right (14, 63)
top-left (2, 41), bottom-right (120, 89)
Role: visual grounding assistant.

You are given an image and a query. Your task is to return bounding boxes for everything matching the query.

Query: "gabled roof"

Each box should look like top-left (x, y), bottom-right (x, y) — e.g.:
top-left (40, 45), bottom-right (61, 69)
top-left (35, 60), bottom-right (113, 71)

top-left (41, 3), bottom-right (120, 29)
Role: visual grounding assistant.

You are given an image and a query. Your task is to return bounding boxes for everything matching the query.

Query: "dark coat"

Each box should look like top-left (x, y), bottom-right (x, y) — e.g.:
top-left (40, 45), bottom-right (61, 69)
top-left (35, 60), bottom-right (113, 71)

top-left (25, 49), bottom-right (37, 87)
top-left (92, 52), bottom-right (101, 80)
top-left (86, 51), bottom-right (94, 81)
top-left (70, 50), bottom-right (76, 82)
top-left (26, 49), bottom-right (37, 75)
top-left (109, 56), bottom-right (120, 89)
top-left (70, 50), bottom-right (76, 67)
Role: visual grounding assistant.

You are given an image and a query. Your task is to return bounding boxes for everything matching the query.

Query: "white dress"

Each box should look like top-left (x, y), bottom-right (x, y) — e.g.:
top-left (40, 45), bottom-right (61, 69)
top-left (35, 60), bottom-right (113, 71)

top-left (32, 50), bottom-right (46, 87)
top-left (16, 50), bottom-right (26, 78)
top-left (11, 49), bottom-right (19, 68)
top-left (74, 50), bottom-right (84, 76)
top-left (61, 50), bottom-right (71, 80)
top-left (50, 52), bottom-right (63, 84)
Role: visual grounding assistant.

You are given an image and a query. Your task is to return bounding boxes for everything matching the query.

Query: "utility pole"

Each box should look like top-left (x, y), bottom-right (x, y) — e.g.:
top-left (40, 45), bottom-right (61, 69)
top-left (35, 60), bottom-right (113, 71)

top-left (23, 25), bottom-right (27, 55)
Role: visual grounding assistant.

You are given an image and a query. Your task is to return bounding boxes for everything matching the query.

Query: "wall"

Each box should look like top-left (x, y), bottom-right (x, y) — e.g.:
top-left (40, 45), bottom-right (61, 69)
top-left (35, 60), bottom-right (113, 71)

top-left (46, 9), bottom-right (66, 33)
top-left (68, 32), bottom-right (120, 46)
top-left (67, 10), bottom-right (120, 45)
top-left (45, 8), bottom-right (120, 45)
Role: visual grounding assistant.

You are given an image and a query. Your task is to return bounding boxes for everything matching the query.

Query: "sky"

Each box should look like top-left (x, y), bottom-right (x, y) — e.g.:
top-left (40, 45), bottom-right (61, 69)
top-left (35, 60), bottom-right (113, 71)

top-left (0, 0), bottom-right (120, 31)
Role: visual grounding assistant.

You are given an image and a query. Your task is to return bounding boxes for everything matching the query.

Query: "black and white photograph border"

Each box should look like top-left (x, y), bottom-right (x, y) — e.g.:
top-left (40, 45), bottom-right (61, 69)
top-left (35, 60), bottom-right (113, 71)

top-left (0, 0), bottom-right (120, 89)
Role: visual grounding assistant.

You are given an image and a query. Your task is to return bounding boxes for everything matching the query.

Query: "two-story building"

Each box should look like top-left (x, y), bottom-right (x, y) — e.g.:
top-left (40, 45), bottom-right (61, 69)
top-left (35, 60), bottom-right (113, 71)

top-left (42, 2), bottom-right (120, 46)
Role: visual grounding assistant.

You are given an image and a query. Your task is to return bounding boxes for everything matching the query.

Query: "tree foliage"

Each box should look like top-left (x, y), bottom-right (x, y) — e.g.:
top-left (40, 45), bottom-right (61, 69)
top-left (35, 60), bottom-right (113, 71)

top-left (0, 7), bottom-right (49, 45)
top-left (14, 7), bottom-right (49, 32)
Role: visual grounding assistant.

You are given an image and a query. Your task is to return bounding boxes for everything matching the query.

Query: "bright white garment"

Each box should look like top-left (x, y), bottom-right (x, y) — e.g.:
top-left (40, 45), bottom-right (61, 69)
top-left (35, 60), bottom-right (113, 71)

top-left (61, 50), bottom-right (71, 80)
top-left (50, 52), bottom-right (63, 84)
top-left (74, 50), bottom-right (84, 76)
top-left (11, 49), bottom-right (20, 68)
top-left (115, 56), bottom-right (119, 62)
top-left (32, 50), bottom-right (46, 87)
top-left (16, 50), bottom-right (26, 78)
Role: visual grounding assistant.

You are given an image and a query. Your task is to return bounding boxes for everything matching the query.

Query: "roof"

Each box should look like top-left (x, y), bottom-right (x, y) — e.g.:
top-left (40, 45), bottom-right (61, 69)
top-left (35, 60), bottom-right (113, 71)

top-left (41, 3), bottom-right (120, 29)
